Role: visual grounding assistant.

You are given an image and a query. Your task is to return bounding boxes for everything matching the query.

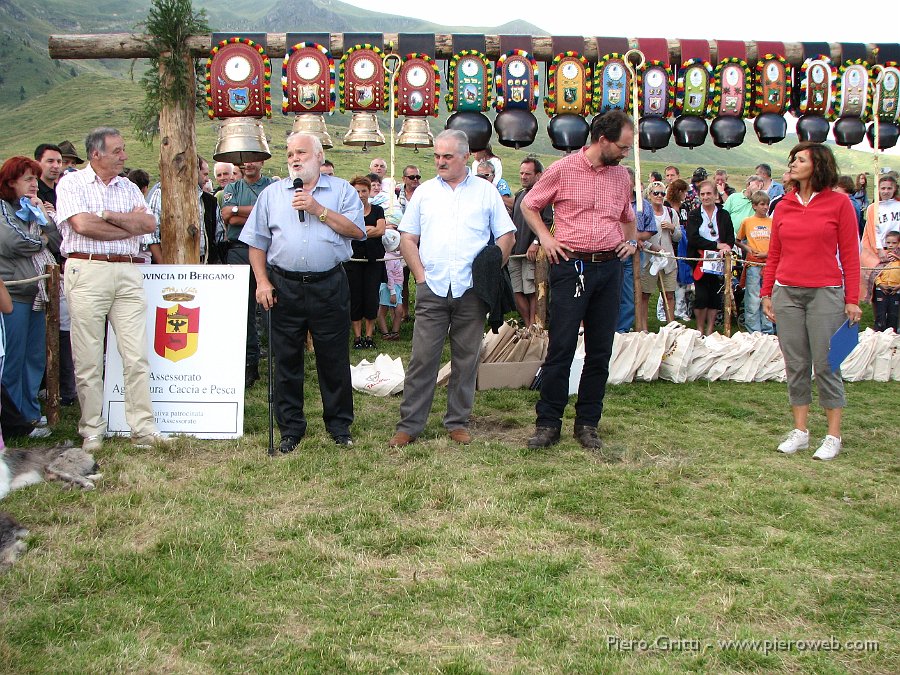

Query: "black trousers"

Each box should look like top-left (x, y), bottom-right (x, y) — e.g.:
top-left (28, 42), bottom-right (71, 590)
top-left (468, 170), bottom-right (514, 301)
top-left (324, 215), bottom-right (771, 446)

top-left (345, 260), bottom-right (384, 321)
top-left (269, 266), bottom-right (354, 439)
top-left (536, 258), bottom-right (622, 430)
top-left (874, 288), bottom-right (900, 332)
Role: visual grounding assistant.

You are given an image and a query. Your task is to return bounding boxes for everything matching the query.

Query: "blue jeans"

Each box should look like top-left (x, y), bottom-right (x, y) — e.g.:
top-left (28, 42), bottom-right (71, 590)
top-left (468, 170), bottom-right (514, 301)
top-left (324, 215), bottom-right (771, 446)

top-left (743, 265), bottom-right (773, 334)
top-left (617, 256), bottom-right (634, 332)
top-left (1, 302), bottom-right (46, 421)
top-left (536, 258), bottom-right (622, 429)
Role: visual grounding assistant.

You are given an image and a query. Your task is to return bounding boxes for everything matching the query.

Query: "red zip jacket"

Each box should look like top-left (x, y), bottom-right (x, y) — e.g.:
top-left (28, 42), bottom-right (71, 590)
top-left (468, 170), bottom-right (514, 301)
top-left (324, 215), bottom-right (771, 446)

top-left (761, 188), bottom-right (861, 304)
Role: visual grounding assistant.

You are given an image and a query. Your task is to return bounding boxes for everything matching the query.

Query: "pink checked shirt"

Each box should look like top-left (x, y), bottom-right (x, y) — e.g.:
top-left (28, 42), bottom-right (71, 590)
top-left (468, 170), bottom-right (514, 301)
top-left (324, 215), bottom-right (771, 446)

top-left (523, 148), bottom-right (635, 252)
top-left (55, 164), bottom-right (151, 257)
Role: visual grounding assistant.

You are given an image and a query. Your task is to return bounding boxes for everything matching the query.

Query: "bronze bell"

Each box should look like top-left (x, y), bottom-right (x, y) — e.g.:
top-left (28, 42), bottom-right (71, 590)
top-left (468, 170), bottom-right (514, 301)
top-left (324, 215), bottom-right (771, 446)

top-left (290, 113), bottom-right (333, 149)
top-left (397, 117), bottom-right (434, 151)
top-left (212, 117), bottom-right (272, 164)
top-left (343, 112), bottom-right (385, 150)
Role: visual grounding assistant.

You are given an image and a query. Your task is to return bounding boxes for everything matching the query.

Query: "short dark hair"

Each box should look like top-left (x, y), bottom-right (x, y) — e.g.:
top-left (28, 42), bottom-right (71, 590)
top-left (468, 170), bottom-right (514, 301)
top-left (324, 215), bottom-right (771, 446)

top-left (755, 163), bottom-right (773, 177)
top-left (649, 171), bottom-right (663, 182)
top-left (126, 168), bottom-right (150, 191)
top-left (836, 175), bottom-right (855, 193)
top-left (322, 159), bottom-right (334, 168)
top-left (198, 155), bottom-right (207, 170)
top-left (34, 143), bottom-right (61, 161)
top-left (665, 165), bottom-right (680, 175)
top-left (590, 110), bottom-right (634, 144)
top-left (520, 156), bottom-right (544, 173)
top-left (787, 142), bottom-right (839, 192)
top-left (365, 172), bottom-right (381, 184)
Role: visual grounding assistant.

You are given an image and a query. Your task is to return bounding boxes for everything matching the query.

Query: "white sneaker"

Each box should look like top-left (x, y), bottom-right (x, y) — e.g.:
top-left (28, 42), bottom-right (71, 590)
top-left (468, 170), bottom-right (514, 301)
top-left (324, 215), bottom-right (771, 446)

top-left (777, 428), bottom-right (809, 454)
top-left (28, 426), bottom-right (52, 439)
top-left (82, 435), bottom-right (103, 452)
top-left (813, 435), bottom-right (842, 461)
top-left (132, 432), bottom-right (174, 449)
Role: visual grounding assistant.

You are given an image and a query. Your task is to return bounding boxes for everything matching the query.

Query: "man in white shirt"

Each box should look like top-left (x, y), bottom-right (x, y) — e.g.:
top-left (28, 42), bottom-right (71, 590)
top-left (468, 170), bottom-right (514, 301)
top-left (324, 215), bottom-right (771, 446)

top-left (389, 130), bottom-right (515, 447)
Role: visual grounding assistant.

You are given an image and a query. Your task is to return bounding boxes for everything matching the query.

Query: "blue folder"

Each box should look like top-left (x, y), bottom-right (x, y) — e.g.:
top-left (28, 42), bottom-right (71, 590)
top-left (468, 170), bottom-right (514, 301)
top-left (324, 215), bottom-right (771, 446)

top-left (828, 320), bottom-right (859, 372)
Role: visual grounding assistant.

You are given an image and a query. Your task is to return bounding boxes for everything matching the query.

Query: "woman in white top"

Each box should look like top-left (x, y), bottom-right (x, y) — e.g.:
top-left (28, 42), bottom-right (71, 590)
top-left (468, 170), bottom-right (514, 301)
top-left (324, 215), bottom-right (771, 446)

top-left (638, 181), bottom-right (682, 330)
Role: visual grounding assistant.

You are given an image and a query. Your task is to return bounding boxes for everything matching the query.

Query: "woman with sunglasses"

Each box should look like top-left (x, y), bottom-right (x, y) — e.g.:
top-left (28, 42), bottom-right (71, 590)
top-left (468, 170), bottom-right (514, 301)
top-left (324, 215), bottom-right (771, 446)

top-left (686, 180), bottom-right (734, 335)
top-left (638, 181), bottom-right (681, 330)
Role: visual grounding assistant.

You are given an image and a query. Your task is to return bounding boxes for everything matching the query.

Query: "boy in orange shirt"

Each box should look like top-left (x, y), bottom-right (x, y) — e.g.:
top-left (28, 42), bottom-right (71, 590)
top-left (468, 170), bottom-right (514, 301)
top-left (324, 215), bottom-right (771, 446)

top-left (737, 191), bottom-right (773, 333)
top-left (873, 230), bottom-right (900, 331)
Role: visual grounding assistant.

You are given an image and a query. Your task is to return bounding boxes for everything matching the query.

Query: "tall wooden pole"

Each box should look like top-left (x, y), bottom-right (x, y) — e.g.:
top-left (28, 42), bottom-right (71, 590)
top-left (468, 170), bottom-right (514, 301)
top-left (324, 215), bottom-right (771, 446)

top-left (157, 53), bottom-right (200, 264)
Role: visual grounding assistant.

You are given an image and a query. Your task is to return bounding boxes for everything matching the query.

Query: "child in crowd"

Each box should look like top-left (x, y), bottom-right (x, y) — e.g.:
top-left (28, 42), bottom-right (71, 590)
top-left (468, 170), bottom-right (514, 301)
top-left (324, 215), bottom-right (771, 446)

top-left (873, 230), bottom-right (900, 331)
top-left (736, 191), bottom-right (773, 334)
top-left (377, 236), bottom-right (405, 340)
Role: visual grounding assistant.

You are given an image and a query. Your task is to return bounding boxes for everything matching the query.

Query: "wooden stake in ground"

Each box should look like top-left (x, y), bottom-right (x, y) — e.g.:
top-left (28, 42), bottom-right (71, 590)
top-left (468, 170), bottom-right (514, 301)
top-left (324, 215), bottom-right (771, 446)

top-left (534, 248), bottom-right (549, 329)
top-left (44, 264), bottom-right (61, 426)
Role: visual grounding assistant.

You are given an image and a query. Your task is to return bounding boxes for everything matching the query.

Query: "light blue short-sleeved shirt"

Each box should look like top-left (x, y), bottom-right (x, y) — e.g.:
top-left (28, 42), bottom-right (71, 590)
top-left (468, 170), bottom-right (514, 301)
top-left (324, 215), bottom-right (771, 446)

top-left (399, 174), bottom-right (515, 298)
top-left (239, 175), bottom-right (365, 272)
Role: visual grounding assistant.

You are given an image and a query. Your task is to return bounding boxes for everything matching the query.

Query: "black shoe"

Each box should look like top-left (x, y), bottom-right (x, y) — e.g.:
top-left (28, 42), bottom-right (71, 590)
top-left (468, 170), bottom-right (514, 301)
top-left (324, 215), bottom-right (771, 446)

top-left (279, 435), bottom-right (302, 454)
top-left (332, 434), bottom-right (353, 446)
top-left (574, 425), bottom-right (603, 450)
top-left (364, 336), bottom-right (375, 349)
top-left (245, 363), bottom-right (260, 387)
top-left (61, 396), bottom-right (76, 407)
top-left (353, 337), bottom-right (365, 349)
top-left (527, 426), bottom-right (561, 449)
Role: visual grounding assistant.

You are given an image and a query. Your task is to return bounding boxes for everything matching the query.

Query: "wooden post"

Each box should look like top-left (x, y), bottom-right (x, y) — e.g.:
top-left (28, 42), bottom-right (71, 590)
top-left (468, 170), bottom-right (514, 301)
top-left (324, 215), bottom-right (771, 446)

top-left (158, 53), bottom-right (200, 264)
top-left (534, 249), bottom-right (549, 329)
top-left (632, 250), bottom-right (642, 332)
top-left (724, 253), bottom-right (733, 337)
top-left (45, 264), bottom-right (61, 426)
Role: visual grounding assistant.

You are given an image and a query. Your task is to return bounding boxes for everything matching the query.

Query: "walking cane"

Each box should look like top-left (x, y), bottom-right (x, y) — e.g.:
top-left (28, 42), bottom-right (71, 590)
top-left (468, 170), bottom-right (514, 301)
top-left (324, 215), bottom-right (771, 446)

top-left (267, 305), bottom-right (275, 456)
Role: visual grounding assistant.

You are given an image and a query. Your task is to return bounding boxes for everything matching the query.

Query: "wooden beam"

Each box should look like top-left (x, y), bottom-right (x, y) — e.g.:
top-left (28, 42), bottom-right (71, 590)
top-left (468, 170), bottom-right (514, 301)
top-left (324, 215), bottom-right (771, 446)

top-left (48, 33), bottom-right (883, 66)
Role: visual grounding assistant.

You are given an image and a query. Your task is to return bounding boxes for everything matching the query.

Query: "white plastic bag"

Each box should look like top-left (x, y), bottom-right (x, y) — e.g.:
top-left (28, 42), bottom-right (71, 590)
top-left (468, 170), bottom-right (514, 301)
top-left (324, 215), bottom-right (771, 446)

top-left (351, 354), bottom-right (405, 396)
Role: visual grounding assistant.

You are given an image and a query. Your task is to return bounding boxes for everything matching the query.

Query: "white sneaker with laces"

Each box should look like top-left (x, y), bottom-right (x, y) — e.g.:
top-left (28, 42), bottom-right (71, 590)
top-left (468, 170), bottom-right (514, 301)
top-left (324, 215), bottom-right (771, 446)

top-left (777, 428), bottom-right (809, 454)
top-left (29, 426), bottom-right (52, 439)
top-left (813, 435), bottom-right (841, 461)
top-left (132, 432), bottom-right (175, 449)
top-left (82, 435), bottom-right (103, 452)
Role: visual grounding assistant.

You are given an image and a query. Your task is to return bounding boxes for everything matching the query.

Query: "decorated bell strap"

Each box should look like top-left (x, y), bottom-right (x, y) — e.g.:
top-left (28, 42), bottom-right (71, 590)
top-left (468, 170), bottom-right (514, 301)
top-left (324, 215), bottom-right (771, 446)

top-left (282, 41), bottom-right (335, 114)
top-left (394, 53), bottom-right (440, 117)
top-left (447, 49), bottom-right (492, 112)
top-left (495, 49), bottom-right (539, 112)
top-left (206, 34), bottom-right (271, 119)
top-left (873, 62), bottom-right (900, 123)
top-left (638, 59), bottom-right (674, 117)
top-left (796, 55), bottom-right (836, 117)
top-left (595, 53), bottom-right (636, 113)
top-left (545, 51), bottom-right (591, 116)
top-left (753, 46), bottom-right (791, 116)
top-left (339, 44), bottom-right (387, 113)
top-left (834, 60), bottom-right (871, 121)
top-left (675, 58), bottom-right (714, 117)
top-left (712, 58), bottom-right (752, 117)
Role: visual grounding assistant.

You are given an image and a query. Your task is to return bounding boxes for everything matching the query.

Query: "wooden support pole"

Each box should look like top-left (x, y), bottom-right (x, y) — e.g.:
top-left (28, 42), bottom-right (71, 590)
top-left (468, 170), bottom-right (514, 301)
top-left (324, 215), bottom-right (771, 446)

top-left (632, 251), bottom-right (642, 332)
top-left (45, 264), bottom-right (60, 427)
top-left (724, 253), bottom-right (734, 337)
top-left (534, 249), bottom-right (549, 330)
top-left (48, 34), bottom-right (882, 67)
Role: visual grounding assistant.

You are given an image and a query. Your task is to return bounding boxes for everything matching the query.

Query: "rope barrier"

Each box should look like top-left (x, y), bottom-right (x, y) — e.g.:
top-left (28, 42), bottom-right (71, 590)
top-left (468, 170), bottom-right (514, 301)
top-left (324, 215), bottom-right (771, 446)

top-left (4, 273), bottom-right (51, 286)
top-left (641, 249), bottom-right (884, 272)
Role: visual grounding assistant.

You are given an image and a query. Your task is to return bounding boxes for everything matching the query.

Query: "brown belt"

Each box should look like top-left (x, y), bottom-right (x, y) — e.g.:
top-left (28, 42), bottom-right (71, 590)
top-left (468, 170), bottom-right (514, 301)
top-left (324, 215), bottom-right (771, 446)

top-left (567, 249), bottom-right (620, 263)
top-left (67, 252), bottom-right (141, 263)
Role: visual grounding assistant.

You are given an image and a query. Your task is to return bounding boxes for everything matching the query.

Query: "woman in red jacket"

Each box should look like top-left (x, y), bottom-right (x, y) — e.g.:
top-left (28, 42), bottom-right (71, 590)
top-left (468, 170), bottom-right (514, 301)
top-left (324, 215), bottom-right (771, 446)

top-left (761, 142), bottom-right (861, 461)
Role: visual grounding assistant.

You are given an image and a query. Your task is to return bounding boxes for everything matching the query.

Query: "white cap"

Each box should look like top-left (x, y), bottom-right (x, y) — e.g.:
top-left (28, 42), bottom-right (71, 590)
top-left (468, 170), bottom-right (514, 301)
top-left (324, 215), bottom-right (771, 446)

top-left (381, 228), bottom-right (401, 252)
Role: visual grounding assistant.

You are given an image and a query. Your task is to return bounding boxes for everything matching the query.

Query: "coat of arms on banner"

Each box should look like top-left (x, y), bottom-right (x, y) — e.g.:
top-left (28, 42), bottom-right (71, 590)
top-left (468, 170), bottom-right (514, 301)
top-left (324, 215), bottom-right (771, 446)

top-left (155, 287), bottom-right (200, 362)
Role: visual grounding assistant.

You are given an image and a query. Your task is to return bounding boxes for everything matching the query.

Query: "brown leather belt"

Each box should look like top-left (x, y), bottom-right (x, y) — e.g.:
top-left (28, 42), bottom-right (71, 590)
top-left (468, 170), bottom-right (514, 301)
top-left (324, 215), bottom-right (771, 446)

top-left (568, 249), bottom-right (620, 263)
top-left (67, 252), bottom-right (140, 263)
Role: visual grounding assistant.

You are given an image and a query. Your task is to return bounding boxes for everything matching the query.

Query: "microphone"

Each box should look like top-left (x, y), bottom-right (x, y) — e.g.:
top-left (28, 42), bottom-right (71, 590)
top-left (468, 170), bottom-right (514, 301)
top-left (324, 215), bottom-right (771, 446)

top-left (293, 177), bottom-right (304, 222)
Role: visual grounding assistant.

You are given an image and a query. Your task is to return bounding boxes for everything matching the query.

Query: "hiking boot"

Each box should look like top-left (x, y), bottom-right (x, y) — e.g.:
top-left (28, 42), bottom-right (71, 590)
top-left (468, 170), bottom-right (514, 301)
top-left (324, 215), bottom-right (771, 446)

top-left (573, 425), bottom-right (603, 450)
top-left (279, 435), bottom-right (302, 454)
top-left (777, 428), bottom-right (809, 454)
top-left (527, 426), bottom-right (561, 449)
top-left (812, 435), bottom-right (841, 461)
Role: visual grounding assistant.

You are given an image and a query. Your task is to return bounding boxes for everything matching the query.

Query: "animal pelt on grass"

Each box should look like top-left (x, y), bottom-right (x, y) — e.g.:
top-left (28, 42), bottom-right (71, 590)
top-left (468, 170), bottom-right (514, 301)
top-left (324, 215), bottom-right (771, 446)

top-left (0, 511), bottom-right (28, 569)
top-left (0, 441), bottom-right (103, 499)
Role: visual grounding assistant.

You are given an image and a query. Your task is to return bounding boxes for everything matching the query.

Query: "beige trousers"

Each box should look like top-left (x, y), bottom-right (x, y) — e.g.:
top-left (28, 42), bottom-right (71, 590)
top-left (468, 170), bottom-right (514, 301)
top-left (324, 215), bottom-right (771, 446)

top-left (64, 259), bottom-right (157, 438)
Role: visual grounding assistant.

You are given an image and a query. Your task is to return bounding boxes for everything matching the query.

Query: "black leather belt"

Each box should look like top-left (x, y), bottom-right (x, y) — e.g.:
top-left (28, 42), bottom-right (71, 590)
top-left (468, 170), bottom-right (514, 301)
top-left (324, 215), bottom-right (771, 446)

top-left (271, 264), bottom-right (340, 283)
top-left (568, 249), bottom-right (619, 263)
top-left (228, 241), bottom-right (248, 249)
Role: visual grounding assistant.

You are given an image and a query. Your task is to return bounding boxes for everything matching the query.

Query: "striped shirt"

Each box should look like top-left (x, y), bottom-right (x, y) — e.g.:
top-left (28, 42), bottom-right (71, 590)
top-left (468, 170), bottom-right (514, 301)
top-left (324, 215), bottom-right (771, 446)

top-left (523, 148), bottom-right (635, 252)
top-left (55, 164), bottom-right (150, 256)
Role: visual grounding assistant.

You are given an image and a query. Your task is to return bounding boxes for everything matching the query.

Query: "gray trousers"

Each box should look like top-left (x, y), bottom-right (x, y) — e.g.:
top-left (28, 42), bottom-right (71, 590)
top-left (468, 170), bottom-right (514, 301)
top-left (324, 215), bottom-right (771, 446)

top-left (396, 283), bottom-right (487, 436)
top-left (772, 285), bottom-right (846, 408)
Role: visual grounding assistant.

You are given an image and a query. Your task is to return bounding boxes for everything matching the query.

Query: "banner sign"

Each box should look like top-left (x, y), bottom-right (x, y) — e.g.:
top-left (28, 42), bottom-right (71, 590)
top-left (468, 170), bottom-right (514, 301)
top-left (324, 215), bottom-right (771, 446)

top-left (103, 265), bottom-right (249, 439)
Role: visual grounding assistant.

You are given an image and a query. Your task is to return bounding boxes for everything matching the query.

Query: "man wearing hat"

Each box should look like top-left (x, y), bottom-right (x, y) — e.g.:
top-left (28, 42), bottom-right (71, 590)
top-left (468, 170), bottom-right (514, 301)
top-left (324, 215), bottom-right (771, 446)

top-left (57, 140), bottom-right (84, 172)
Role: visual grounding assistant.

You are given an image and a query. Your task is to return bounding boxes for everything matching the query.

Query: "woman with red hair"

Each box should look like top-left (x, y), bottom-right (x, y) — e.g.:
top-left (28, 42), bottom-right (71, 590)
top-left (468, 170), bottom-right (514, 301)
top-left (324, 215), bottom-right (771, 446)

top-left (0, 156), bottom-right (61, 427)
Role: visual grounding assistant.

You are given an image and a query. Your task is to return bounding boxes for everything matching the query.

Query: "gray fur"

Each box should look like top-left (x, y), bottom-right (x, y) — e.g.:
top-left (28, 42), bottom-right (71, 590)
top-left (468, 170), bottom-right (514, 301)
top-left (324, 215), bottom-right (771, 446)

top-left (0, 442), bottom-right (103, 497)
top-left (0, 511), bottom-right (28, 569)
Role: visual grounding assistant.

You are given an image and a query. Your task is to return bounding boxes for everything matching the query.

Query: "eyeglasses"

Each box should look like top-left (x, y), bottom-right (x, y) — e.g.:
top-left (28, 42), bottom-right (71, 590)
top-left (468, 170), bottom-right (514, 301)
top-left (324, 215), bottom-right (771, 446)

top-left (651, 191), bottom-right (666, 197)
top-left (477, 174), bottom-right (492, 180)
top-left (404, 174), bottom-right (421, 180)
top-left (613, 141), bottom-right (631, 151)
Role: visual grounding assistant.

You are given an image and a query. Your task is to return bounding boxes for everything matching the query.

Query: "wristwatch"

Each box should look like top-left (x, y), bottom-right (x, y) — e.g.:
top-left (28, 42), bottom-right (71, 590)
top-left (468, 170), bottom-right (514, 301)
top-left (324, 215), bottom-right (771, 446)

top-left (231, 206), bottom-right (239, 215)
top-left (627, 239), bottom-right (638, 248)
top-left (318, 208), bottom-right (329, 223)
top-left (95, 209), bottom-right (105, 220)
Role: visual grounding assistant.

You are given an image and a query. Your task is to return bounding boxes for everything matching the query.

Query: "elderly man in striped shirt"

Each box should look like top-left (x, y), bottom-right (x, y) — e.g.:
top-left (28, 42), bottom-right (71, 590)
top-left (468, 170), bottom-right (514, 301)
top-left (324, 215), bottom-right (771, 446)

top-left (55, 127), bottom-right (171, 452)
top-left (521, 110), bottom-right (639, 451)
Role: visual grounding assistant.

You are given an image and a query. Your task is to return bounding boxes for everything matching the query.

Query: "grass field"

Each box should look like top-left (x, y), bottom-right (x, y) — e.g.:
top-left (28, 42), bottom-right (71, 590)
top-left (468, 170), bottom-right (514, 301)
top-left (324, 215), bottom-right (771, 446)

top-left (1, 304), bottom-right (897, 673)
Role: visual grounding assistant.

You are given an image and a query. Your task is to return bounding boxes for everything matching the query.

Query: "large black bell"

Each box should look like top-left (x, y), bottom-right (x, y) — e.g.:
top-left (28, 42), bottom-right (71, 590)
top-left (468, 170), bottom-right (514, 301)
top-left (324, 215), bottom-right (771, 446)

top-left (445, 111), bottom-right (493, 152)
top-left (795, 115), bottom-right (830, 143)
top-left (866, 122), bottom-right (900, 150)
top-left (710, 116), bottom-right (746, 149)
top-left (638, 116), bottom-right (672, 151)
top-left (833, 117), bottom-right (866, 147)
top-left (673, 115), bottom-right (708, 148)
top-left (753, 113), bottom-right (787, 145)
top-left (494, 109), bottom-right (538, 149)
top-left (547, 114), bottom-right (589, 152)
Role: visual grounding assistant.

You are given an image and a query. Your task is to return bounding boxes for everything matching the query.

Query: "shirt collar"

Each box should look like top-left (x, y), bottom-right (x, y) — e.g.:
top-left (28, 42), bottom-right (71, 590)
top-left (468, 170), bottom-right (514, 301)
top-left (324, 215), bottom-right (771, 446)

top-left (281, 175), bottom-right (331, 192)
top-left (84, 163), bottom-right (126, 187)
